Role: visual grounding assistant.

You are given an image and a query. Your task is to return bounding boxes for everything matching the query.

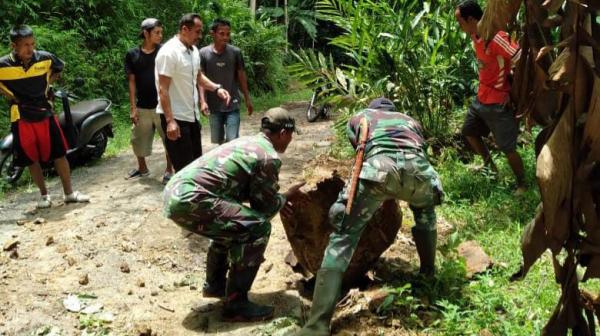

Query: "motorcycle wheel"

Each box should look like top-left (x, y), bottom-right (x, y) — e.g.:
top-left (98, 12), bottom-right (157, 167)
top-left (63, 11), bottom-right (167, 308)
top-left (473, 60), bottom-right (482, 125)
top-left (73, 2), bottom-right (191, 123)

top-left (0, 151), bottom-right (23, 184)
top-left (307, 102), bottom-right (320, 122)
top-left (86, 129), bottom-right (108, 160)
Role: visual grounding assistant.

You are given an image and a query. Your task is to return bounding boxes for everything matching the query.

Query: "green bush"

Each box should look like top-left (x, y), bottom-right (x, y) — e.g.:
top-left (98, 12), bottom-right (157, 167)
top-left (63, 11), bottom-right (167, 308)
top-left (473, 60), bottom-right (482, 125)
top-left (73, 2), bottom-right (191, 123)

top-left (0, 0), bottom-right (289, 136)
top-left (289, 0), bottom-right (478, 144)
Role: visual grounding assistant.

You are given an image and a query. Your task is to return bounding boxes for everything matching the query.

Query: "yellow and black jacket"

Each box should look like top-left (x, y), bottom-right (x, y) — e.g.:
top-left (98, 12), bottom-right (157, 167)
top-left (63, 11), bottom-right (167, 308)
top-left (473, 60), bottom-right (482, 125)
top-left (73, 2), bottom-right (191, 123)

top-left (0, 50), bottom-right (64, 122)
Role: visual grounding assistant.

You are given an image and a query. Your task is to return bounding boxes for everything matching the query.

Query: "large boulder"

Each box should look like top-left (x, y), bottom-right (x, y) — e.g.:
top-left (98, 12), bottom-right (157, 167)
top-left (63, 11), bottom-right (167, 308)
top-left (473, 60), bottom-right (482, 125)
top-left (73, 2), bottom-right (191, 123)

top-left (281, 175), bottom-right (402, 286)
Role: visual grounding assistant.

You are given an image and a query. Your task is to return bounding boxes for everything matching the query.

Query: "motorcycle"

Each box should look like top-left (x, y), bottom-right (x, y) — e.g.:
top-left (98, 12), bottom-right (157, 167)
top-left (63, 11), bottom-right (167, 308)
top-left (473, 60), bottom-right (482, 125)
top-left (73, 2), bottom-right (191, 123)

top-left (306, 86), bottom-right (331, 122)
top-left (0, 78), bottom-right (113, 184)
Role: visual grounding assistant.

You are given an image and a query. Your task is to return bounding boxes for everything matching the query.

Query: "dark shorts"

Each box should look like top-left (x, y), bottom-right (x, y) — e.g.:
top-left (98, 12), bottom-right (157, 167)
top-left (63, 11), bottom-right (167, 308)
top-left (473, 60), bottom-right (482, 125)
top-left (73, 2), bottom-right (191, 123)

top-left (461, 98), bottom-right (519, 153)
top-left (160, 114), bottom-right (202, 172)
top-left (11, 116), bottom-right (69, 166)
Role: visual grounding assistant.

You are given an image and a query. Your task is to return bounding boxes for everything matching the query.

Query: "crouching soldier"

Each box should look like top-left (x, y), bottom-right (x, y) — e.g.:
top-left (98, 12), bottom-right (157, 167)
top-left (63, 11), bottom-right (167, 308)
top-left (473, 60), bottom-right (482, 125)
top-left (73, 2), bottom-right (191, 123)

top-left (163, 107), bottom-right (305, 322)
top-left (296, 98), bottom-right (444, 335)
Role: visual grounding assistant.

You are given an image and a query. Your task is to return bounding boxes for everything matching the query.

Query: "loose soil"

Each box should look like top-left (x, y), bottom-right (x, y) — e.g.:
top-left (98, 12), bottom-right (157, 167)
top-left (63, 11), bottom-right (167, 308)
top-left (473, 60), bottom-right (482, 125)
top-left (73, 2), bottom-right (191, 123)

top-left (0, 104), bottom-right (451, 336)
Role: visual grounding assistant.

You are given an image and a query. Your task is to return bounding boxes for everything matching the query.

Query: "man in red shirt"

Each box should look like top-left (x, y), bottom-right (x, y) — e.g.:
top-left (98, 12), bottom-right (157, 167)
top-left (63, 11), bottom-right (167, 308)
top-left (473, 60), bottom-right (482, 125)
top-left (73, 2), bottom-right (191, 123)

top-left (455, 0), bottom-right (526, 194)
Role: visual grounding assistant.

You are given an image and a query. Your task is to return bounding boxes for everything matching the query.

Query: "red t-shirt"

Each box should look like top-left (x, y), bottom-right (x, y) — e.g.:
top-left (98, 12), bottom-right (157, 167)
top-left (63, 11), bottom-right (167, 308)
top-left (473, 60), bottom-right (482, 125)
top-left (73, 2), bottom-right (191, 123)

top-left (473, 31), bottom-right (520, 104)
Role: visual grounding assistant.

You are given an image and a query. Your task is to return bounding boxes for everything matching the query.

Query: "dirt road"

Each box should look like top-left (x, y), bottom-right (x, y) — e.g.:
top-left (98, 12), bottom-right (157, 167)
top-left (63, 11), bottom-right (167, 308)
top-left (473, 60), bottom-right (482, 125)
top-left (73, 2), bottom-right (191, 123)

top-left (0, 104), bottom-right (438, 335)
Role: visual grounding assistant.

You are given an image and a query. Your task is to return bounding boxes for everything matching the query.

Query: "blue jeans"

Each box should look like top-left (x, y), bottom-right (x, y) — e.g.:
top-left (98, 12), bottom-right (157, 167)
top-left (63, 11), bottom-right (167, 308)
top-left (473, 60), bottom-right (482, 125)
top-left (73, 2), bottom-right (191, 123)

top-left (209, 110), bottom-right (240, 144)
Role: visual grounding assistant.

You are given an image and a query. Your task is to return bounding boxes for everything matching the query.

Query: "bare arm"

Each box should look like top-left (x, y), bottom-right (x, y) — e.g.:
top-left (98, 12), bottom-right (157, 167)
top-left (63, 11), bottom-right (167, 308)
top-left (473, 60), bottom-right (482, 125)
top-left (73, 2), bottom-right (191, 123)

top-left (197, 71), bottom-right (231, 106)
top-left (127, 74), bottom-right (138, 124)
top-left (237, 69), bottom-right (253, 116)
top-left (199, 84), bottom-right (209, 116)
top-left (158, 74), bottom-right (180, 140)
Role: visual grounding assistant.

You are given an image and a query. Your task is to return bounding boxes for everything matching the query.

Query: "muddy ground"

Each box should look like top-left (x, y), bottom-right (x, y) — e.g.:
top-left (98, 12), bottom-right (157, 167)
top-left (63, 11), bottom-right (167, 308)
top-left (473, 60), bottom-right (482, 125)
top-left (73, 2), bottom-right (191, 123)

top-left (0, 104), bottom-right (451, 336)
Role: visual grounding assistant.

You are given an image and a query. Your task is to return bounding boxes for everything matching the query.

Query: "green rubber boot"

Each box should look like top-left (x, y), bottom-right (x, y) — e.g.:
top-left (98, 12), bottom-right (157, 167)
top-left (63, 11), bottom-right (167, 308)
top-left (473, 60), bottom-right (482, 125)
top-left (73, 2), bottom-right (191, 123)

top-left (202, 246), bottom-right (228, 298)
top-left (296, 268), bottom-right (344, 336)
top-left (412, 227), bottom-right (437, 276)
top-left (222, 265), bottom-right (274, 322)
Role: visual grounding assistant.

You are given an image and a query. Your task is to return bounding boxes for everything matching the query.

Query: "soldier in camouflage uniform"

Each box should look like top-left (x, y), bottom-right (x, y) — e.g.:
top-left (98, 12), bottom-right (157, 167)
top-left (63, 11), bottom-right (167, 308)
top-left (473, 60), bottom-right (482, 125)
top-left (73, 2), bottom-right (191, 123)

top-left (163, 107), bottom-right (305, 322)
top-left (297, 98), bottom-right (444, 336)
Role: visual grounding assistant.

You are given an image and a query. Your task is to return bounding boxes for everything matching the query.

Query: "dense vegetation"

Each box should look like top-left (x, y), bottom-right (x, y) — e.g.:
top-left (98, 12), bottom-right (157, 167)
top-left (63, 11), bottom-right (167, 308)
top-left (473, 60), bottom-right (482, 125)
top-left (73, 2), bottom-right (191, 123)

top-left (0, 0), bottom-right (288, 136)
top-left (290, 0), bottom-right (478, 146)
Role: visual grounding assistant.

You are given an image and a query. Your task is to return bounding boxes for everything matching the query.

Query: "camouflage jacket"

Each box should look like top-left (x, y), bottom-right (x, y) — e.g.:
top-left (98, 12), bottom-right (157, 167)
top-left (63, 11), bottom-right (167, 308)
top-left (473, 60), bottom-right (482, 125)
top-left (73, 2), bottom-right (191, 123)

top-left (167, 133), bottom-right (285, 219)
top-left (347, 108), bottom-right (426, 158)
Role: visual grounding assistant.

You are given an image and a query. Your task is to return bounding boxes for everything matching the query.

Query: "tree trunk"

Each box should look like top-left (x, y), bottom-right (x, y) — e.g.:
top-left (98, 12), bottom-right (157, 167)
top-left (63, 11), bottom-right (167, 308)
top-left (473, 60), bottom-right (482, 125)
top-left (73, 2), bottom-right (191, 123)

top-left (250, 0), bottom-right (257, 18)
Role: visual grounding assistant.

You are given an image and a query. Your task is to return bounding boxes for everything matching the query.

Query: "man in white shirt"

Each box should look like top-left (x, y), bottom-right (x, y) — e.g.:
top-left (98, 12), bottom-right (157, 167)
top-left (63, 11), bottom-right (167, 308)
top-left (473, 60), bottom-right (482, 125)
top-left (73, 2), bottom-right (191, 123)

top-left (156, 13), bottom-right (230, 172)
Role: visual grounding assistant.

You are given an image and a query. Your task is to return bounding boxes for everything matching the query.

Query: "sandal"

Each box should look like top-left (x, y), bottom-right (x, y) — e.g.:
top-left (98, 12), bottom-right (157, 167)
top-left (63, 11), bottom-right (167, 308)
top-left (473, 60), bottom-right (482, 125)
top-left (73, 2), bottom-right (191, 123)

top-left (126, 168), bottom-right (150, 179)
top-left (162, 172), bottom-right (173, 185)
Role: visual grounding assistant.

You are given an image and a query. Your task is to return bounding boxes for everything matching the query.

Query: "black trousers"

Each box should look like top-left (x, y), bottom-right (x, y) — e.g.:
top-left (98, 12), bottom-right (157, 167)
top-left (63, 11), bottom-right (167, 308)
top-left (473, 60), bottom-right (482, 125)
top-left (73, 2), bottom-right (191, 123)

top-left (160, 114), bottom-right (202, 172)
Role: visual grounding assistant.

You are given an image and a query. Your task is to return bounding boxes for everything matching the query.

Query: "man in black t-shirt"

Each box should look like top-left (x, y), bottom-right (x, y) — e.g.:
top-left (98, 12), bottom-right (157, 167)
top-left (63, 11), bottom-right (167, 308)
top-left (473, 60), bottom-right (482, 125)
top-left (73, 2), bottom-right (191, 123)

top-left (124, 18), bottom-right (173, 183)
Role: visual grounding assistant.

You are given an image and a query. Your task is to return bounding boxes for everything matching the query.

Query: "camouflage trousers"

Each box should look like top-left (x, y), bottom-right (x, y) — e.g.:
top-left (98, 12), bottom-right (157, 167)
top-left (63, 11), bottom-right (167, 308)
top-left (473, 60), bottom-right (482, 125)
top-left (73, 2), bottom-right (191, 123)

top-left (321, 151), bottom-right (443, 272)
top-left (164, 192), bottom-right (271, 268)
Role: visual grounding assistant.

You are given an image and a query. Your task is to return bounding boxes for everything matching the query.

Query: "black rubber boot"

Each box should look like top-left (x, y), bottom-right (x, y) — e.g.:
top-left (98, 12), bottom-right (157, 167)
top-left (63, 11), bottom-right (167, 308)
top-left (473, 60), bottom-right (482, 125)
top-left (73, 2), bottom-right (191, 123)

top-left (202, 246), bottom-right (228, 298)
top-left (296, 268), bottom-right (344, 336)
top-left (412, 227), bottom-right (437, 276)
top-left (222, 265), bottom-right (274, 322)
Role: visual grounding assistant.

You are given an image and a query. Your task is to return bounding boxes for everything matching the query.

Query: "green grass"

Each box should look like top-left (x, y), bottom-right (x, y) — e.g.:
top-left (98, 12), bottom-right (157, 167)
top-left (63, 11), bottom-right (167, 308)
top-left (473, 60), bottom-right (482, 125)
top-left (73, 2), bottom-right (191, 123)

top-left (370, 142), bottom-right (600, 335)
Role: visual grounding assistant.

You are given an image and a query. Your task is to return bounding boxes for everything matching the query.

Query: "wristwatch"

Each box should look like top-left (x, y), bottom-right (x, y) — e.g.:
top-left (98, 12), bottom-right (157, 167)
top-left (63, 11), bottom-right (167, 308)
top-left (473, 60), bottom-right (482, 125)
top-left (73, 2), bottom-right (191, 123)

top-left (215, 84), bottom-right (223, 93)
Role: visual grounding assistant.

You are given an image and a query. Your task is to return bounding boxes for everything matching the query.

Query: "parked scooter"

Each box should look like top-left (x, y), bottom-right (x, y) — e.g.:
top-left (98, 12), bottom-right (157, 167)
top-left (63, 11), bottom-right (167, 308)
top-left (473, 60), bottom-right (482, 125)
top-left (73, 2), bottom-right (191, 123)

top-left (0, 78), bottom-right (113, 184)
top-left (306, 85), bottom-right (331, 122)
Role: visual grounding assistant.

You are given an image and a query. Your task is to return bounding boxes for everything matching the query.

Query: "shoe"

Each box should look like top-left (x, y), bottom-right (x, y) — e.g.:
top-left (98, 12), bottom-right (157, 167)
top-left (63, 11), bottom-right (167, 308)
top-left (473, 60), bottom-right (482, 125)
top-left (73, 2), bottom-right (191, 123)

top-left (412, 227), bottom-right (437, 276)
top-left (162, 172), bottom-right (173, 185)
top-left (296, 268), bottom-right (344, 336)
top-left (222, 265), bottom-right (274, 322)
top-left (126, 168), bottom-right (150, 179)
top-left (37, 195), bottom-right (52, 209)
top-left (64, 191), bottom-right (90, 204)
top-left (202, 244), bottom-right (228, 298)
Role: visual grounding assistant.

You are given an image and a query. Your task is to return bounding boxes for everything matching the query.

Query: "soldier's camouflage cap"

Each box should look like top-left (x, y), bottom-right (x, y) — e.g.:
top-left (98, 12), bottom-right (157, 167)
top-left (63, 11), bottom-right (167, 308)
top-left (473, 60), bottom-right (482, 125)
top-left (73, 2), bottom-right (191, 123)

top-left (368, 97), bottom-right (397, 111)
top-left (261, 107), bottom-right (300, 134)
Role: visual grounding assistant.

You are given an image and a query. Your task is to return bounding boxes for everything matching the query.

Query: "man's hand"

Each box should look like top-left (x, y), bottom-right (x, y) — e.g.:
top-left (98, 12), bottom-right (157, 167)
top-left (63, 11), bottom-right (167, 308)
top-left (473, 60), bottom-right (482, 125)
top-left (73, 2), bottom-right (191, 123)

top-left (130, 107), bottom-right (139, 125)
top-left (281, 182), bottom-right (307, 220)
top-left (200, 101), bottom-right (210, 116)
top-left (246, 100), bottom-right (254, 116)
top-left (217, 88), bottom-right (231, 106)
top-left (166, 119), bottom-right (180, 141)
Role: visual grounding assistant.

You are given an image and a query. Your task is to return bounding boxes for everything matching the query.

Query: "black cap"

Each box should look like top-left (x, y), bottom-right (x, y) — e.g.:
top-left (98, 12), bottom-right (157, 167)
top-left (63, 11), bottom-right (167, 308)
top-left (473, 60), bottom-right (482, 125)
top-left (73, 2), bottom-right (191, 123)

top-left (139, 18), bottom-right (161, 38)
top-left (368, 97), bottom-right (396, 111)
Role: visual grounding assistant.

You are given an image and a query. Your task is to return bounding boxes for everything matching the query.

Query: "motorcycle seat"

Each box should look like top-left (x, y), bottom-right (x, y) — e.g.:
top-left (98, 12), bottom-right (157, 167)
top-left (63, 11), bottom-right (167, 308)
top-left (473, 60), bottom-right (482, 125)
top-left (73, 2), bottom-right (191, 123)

top-left (58, 99), bottom-right (110, 127)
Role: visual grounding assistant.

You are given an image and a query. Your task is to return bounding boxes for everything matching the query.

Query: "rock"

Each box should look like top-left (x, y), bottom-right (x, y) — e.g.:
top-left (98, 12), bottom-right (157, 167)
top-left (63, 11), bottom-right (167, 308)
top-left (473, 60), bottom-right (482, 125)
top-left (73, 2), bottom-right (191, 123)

top-left (16, 220), bottom-right (26, 226)
top-left (366, 289), bottom-right (389, 312)
top-left (189, 284), bottom-right (197, 291)
top-left (79, 274), bottom-right (89, 285)
top-left (56, 245), bottom-right (68, 254)
top-left (458, 241), bottom-right (492, 278)
top-left (121, 241), bottom-right (137, 252)
top-left (96, 262), bottom-right (103, 268)
top-left (3, 239), bottom-right (19, 251)
top-left (46, 236), bottom-right (54, 246)
top-left (135, 323), bottom-right (152, 336)
top-left (128, 289), bottom-right (133, 295)
top-left (64, 256), bottom-right (76, 266)
top-left (24, 208), bottom-right (37, 215)
top-left (150, 290), bottom-right (158, 296)
top-left (136, 278), bottom-right (145, 287)
top-left (281, 176), bottom-right (403, 286)
top-left (33, 217), bottom-right (46, 225)
top-left (120, 262), bottom-right (130, 273)
top-left (9, 249), bottom-right (18, 259)
top-left (264, 262), bottom-right (274, 274)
